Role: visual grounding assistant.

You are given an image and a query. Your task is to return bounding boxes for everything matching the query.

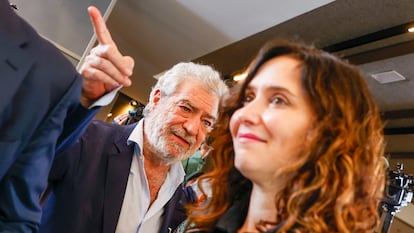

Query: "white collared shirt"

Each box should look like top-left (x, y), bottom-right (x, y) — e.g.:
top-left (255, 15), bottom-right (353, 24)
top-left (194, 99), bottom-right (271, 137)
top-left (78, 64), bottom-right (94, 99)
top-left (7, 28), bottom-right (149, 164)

top-left (115, 120), bottom-right (185, 233)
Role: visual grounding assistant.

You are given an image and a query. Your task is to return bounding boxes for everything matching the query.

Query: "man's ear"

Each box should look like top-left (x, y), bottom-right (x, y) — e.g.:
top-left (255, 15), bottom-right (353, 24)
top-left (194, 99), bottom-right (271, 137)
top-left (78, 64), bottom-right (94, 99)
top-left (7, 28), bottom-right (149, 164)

top-left (152, 89), bottom-right (162, 106)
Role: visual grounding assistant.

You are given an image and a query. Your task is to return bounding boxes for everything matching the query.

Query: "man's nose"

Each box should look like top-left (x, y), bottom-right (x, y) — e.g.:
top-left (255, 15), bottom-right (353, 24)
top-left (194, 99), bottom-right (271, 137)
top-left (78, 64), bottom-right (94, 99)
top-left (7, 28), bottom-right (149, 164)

top-left (183, 117), bottom-right (200, 136)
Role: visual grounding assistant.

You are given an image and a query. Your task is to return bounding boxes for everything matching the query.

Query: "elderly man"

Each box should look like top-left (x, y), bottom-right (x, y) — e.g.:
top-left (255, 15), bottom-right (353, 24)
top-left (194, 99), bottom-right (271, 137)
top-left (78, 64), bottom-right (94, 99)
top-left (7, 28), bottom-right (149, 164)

top-left (40, 61), bottom-right (228, 233)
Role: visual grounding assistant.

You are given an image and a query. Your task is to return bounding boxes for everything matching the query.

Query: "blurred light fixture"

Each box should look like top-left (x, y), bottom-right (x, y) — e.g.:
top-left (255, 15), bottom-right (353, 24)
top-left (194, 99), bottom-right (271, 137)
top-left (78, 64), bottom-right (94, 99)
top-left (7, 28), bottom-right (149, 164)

top-left (233, 72), bottom-right (247, 82)
top-left (130, 100), bottom-right (138, 107)
top-left (325, 21), bottom-right (414, 53)
top-left (153, 71), bottom-right (165, 80)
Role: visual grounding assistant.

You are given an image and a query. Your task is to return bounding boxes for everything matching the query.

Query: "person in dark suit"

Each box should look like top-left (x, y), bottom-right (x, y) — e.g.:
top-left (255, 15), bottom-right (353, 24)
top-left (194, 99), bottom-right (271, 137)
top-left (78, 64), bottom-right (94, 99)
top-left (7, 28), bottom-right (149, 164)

top-left (40, 62), bottom-right (229, 233)
top-left (0, 3), bottom-right (133, 232)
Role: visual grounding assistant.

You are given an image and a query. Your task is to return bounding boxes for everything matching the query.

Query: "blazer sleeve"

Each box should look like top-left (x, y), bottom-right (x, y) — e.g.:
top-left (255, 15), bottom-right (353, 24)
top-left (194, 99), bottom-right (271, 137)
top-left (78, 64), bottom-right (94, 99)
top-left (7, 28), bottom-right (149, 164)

top-left (55, 103), bottom-right (101, 154)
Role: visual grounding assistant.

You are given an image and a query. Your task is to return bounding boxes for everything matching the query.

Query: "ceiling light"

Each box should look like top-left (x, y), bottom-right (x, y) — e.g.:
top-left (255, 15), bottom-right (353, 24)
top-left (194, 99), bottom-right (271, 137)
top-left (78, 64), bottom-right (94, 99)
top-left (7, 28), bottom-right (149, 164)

top-left (371, 70), bottom-right (406, 84)
top-left (233, 72), bottom-right (247, 82)
top-left (325, 21), bottom-right (414, 53)
top-left (153, 71), bottom-right (165, 80)
top-left (130, 100), bottom-right (138, 107)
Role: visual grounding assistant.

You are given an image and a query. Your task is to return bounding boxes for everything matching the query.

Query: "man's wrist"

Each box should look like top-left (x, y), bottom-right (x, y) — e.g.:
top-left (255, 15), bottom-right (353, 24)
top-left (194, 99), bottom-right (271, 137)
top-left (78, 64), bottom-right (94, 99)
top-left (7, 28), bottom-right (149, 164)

top-left (80, 96), bottom-right (94, 108)
top-left (81, 86), bottom-right (122, 109)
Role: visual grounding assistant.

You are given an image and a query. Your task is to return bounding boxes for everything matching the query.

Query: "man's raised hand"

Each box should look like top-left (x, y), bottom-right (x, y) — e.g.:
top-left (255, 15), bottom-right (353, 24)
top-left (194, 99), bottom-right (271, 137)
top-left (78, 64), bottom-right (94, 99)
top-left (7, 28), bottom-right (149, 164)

top-left (80, 6), bottom-right (134, 107)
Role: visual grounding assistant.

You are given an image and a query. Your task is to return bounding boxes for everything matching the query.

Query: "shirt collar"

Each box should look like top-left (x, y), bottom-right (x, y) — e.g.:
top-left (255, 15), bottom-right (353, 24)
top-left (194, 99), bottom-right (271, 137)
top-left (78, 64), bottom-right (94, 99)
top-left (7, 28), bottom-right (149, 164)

top-left (127, 119), bottom-right (144, 155)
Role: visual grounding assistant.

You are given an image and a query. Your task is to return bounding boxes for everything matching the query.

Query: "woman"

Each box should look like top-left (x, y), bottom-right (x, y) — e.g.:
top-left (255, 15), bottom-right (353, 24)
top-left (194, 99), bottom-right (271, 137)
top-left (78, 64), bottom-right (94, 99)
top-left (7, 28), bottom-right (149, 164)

top-left (184, 40), bottom-right (386, 233)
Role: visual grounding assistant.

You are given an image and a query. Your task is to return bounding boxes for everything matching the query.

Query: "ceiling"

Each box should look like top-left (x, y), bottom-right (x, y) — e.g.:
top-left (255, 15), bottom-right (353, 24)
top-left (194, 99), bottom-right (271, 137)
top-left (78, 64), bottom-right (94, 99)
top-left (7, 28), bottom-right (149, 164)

top-left (107, 0), bottom-right (414, 157)
top-left (106, 0), bottom-right (414, 229)
top-left (106, 0), bottom-right (333, 102)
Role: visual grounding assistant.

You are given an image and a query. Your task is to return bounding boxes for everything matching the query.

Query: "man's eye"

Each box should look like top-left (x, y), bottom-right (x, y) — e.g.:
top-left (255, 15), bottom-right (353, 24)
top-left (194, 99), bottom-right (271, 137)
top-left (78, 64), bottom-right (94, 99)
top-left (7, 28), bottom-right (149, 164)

top-left (203, 120), bottom-right (212, 127)
top-left (180, 106), bottom-right (191, 112)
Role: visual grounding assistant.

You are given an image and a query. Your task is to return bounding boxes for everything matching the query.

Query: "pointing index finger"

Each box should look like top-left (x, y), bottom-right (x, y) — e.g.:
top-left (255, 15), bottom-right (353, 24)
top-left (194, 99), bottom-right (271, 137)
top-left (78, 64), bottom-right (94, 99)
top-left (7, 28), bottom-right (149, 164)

top-left (88, 6), bottom-right (115, 46)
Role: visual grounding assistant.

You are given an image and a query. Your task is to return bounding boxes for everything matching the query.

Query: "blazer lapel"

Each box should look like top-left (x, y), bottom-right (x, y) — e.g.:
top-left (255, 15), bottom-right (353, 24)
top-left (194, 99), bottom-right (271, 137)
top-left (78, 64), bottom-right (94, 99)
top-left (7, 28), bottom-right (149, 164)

top-left (159, 184), bottom-right (187, 233)
top-left (0, 32), bottom-right (34, 113)
top-left (0, 0), bottom-right (36, 112)
top-left (103, 125), bottom-right (135, 233)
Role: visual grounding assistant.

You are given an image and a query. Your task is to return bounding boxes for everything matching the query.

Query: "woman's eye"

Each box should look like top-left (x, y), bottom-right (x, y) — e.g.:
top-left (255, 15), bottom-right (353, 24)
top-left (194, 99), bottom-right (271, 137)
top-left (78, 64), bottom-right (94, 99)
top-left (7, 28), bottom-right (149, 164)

top-left (271, 96), bottom-right (287, 105)
top-left (243, 94), bottom-right (254, 103)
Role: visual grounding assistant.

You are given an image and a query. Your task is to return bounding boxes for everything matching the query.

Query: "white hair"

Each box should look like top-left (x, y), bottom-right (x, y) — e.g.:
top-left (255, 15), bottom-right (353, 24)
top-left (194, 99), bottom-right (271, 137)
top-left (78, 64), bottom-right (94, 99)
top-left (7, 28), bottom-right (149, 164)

top-left (143, 62), bottom-right (228, 116)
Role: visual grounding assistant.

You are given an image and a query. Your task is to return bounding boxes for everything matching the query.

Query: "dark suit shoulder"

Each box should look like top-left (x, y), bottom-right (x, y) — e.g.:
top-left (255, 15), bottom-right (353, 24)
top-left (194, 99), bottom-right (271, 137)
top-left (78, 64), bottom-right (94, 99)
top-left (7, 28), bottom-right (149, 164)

top-left (83, 120), bottom-right (135, 143)
top-left (84, 120), bottom-right (118, 136)
top-left (50, 121), bottom-right (123, 180)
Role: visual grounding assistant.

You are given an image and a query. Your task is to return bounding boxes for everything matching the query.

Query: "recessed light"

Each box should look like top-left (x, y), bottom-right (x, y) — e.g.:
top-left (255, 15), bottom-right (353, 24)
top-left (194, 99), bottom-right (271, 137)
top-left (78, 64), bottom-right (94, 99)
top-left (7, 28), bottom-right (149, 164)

top-left (371, 70), bottom-right (406, 84)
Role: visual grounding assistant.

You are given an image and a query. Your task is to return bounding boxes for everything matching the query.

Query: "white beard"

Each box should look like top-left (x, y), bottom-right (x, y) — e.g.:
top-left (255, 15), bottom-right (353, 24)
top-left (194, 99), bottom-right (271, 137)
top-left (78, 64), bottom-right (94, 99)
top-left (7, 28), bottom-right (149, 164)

top-left (144, 106), bottom-right (198, 164)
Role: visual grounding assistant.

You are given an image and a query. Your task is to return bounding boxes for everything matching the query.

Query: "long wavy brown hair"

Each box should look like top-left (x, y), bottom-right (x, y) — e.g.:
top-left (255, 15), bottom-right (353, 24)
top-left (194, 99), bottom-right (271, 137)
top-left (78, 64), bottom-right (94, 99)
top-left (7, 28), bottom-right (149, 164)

top-left (186, 40), bottom-right (386, 233)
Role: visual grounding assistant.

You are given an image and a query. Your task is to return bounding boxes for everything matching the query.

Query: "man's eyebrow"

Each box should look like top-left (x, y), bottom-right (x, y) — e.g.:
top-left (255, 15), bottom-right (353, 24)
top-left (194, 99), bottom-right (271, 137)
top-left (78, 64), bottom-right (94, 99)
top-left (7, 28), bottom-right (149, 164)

top-left (181, 99), bottom-right (216, 122)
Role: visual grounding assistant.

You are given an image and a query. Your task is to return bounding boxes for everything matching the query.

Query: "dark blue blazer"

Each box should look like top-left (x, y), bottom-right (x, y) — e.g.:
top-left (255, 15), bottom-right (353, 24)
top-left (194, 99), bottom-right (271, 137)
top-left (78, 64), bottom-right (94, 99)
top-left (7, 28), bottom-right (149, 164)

top-left (40, 120), bottom-right (187, 233)
top-left (0, 1), bottom-right (97, 231)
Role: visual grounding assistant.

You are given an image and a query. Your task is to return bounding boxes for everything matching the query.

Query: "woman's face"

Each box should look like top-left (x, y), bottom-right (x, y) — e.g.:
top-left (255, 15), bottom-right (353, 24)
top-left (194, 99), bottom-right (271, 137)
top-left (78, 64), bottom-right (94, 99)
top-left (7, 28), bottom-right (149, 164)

top-left (230, 55), bottom-right (315, 186)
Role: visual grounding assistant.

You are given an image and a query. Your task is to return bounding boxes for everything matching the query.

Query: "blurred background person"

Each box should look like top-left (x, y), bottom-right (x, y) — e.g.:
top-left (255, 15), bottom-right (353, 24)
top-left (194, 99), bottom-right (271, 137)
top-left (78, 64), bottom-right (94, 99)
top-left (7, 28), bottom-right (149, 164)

top-left (182, 137), bottom-right (213, 181)
top-left (112, 112), bottom-right (132, 125)
top-left (112, 107), bottom-right (145, 126)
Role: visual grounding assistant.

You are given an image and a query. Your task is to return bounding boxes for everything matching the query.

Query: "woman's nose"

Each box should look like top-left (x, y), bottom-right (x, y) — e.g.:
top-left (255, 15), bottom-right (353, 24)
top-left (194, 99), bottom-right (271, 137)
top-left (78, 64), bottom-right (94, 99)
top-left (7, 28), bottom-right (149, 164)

top-left (235, 101), bottom-right (262, 125)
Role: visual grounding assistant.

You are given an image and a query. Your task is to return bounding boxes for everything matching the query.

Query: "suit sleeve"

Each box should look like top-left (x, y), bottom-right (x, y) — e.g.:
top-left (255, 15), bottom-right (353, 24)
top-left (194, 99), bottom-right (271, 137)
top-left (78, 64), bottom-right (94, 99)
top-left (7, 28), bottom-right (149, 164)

top-left (55, 103), bottom-right (100, 154)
